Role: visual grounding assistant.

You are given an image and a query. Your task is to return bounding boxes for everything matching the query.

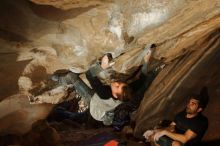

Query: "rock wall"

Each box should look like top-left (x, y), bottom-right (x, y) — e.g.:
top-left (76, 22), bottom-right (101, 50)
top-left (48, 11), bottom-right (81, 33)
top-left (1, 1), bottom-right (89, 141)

top-left (134, 29), bottom-right (220, 137)
top-left (0, 0), bottom-right (219, 135)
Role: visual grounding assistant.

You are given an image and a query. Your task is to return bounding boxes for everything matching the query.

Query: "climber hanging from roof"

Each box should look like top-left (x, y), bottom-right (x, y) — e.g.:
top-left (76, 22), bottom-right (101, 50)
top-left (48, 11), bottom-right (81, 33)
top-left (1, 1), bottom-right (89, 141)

top-left (29, 43), bottom-right (163, 129)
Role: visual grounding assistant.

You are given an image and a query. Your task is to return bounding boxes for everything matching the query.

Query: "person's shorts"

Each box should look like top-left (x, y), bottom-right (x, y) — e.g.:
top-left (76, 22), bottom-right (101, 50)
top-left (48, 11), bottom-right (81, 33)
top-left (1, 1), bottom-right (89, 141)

top-left (156, 136), bottom-right (184, 146)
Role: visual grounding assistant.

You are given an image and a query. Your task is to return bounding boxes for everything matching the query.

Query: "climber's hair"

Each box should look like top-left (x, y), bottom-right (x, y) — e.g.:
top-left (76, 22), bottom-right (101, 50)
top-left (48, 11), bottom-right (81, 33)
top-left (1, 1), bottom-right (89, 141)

top-left (111, 84), bottom-right (133, 102)
top-left (120, 85), bottom-right (133, 102)
top-left (109, 72), bottom-right (134, 101)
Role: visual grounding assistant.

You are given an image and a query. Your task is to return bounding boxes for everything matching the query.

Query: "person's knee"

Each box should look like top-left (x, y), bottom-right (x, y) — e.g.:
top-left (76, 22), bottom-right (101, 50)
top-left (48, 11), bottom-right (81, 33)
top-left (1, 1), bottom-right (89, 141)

top-left (172, 141), bottom-right (182, 146)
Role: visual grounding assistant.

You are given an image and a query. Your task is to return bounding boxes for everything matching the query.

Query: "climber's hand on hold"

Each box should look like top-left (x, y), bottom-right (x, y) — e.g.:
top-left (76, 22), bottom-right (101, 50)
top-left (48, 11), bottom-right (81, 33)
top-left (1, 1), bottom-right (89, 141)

top-left (101, 53), bottom-right (114, 69)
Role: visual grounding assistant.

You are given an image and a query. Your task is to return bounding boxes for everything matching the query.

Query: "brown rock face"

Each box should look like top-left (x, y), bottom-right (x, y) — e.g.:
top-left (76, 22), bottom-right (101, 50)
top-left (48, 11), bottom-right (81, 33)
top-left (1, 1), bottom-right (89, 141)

top-left (30, 0), bottom-right (111, 10)
top-left (0, 0), bottom-right (219, 142)
top-left (134, 29), bottom-right (220, 138)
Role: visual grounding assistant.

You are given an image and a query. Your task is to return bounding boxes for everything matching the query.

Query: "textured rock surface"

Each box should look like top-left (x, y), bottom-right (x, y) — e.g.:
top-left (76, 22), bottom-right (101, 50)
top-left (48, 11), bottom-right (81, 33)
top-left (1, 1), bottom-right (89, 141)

top-left (30, 0), bottom-right (112, 10)
top-left (134, 29), bottom-right (220, 137)
top-left (0, 0), bottom-right (219, 139)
